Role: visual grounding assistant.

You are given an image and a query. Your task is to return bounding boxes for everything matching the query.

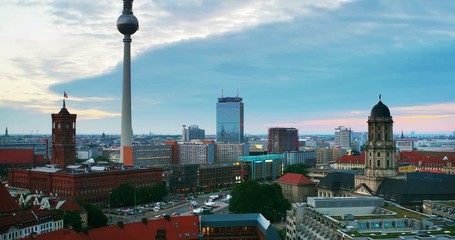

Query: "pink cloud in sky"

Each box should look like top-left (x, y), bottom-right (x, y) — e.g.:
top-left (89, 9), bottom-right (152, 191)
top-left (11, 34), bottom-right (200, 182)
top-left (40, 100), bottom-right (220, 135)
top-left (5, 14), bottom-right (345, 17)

top-left (261, 102), bottom-right (455, 134)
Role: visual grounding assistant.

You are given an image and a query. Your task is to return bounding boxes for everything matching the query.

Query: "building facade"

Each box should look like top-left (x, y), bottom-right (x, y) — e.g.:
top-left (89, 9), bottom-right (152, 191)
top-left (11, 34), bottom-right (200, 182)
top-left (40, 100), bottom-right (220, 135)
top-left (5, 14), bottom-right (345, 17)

top-left (133, 145), bottom-right (172, 167)
top-left (8, 166), bottom-right (163, 204)
top-left (178, 142), bottom-right (215, 165)
top-left (284, 150), bottom-right (316, 168)
top-left (216, 96), bottom-right (244, 143)
top-left (276, 173), bottom-right (316, 203)
top-left (215, 143), bottom-right (249, 163)
top-left (182, 125), bottom-right (205, 142)
top-left (268, 128), bottom-right (299, 154)
top-left (334, 126), bottom-right (351, 151)
top-left (355, 97), bottom-right (396, 193)
top-left (238, 154), bottom-right (284, 181)
top-left (51, 100), bottom-right (77, 168)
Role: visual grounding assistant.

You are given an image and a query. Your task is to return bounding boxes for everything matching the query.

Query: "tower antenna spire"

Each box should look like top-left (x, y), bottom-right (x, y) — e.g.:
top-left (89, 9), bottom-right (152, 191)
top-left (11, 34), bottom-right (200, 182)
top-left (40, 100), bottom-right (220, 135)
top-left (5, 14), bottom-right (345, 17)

top-left (379, 94), bottom-right (382, 101)
top-left (221, 89), bottom-right (224, 98)
top-left (237, 88), bottom-right (239, 97)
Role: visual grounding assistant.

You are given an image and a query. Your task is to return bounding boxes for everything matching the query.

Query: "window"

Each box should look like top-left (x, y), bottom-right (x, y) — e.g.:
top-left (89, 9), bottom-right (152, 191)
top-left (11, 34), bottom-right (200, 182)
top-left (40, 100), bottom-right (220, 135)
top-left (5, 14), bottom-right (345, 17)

top-left (377, 133), bottom-right (381, 140)
top-left (377, 160), bottom-right (380, 167)
top-left (377, 152), bottom-right (380, 157)
top-left (387, 160), bottom-right (390, 167)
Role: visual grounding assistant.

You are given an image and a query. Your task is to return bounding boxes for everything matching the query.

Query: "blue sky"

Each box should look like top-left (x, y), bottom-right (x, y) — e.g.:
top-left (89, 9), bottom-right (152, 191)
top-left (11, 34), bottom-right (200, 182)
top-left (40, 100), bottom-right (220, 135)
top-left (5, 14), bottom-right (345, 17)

top-left (1, 0), bottom-right (455, 135)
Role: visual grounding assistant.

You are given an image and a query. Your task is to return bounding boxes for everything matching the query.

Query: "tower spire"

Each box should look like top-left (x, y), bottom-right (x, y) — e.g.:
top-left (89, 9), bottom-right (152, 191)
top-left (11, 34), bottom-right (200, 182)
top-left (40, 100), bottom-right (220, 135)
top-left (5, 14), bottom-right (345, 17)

top-left (379, 94), bottom-right (382, 101)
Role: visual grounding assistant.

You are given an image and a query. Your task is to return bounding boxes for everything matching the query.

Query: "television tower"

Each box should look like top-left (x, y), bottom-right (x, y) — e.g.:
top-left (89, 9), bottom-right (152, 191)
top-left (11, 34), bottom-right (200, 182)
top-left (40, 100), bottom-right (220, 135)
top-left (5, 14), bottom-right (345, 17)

top-left (117, 0), bottom-right (139, 166)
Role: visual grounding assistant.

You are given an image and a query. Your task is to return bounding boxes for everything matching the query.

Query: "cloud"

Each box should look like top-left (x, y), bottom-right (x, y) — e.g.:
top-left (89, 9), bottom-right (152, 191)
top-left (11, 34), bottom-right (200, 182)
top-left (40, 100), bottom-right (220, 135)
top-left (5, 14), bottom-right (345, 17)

top-left (0, 0), bottom-right (352, 119)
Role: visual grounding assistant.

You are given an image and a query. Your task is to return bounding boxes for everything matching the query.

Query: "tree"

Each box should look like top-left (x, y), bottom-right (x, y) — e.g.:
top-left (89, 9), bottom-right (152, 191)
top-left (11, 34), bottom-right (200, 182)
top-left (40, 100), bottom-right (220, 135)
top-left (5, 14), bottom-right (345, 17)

top-left (82, 203), bottom-right (107, 229)
top-left (110, 183), bottom-right (168, 208)
top-left (58, 210), bottom-right (83, 232)
top-left (110, 184), bottom-right (135, 208)
top-left (229, 181), bottom-right (290, 223)
top-left (284, 163), bottom-right (311, 176)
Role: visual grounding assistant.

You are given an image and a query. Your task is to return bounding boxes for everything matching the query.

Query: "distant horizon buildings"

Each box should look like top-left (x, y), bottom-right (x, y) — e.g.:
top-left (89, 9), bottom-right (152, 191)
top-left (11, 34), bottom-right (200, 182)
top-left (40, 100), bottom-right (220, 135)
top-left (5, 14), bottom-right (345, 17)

top-left (216, 95), bottom-right (244, 143)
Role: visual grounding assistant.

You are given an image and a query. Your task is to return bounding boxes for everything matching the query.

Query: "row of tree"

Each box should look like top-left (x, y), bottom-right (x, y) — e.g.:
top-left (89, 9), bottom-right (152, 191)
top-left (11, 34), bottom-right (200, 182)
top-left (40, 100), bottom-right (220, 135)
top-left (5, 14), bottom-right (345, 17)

top-left (109, 182), bottom-right (168, 208)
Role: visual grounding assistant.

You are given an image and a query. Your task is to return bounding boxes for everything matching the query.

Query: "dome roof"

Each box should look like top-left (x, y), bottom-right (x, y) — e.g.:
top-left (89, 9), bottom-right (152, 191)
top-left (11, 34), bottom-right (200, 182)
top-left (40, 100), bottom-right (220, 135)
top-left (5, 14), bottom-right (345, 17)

top-left (370, 100), bottom-right (391, 117)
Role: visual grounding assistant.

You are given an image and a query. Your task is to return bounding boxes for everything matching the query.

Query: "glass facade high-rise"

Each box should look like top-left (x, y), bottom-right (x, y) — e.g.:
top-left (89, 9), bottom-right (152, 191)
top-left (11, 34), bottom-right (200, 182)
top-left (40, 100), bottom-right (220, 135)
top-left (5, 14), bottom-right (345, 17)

top-left (216, 97), bottom-right (244, 143)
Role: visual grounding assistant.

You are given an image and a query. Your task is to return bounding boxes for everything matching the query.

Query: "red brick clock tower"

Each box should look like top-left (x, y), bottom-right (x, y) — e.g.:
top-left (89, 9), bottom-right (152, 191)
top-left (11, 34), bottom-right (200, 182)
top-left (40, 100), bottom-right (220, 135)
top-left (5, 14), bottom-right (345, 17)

top-left (51, 97), bottom-right (77, 168)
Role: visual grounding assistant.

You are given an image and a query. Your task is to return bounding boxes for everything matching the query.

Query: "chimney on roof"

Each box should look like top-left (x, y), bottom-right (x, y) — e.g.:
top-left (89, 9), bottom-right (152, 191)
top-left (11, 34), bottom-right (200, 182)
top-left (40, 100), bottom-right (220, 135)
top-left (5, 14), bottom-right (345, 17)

top-left (117, 221), bottom-right (124, 228)
top-left (155, 229), bottom-right (166, 240)
top-left (163, 214), bottom-right (171, 222)
top-left (142, 218), bottom-right (148, 224)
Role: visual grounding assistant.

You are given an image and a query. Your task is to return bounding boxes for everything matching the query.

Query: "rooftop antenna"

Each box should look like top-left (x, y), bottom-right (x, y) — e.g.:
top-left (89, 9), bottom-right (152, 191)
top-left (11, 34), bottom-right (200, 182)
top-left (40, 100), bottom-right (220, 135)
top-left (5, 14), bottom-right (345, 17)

top-left (221, 89), bottom-right (224, 98)
top-left (237, 88), bottom-right (239, 97)
top-left (379, 94), bottom-right (382, 101)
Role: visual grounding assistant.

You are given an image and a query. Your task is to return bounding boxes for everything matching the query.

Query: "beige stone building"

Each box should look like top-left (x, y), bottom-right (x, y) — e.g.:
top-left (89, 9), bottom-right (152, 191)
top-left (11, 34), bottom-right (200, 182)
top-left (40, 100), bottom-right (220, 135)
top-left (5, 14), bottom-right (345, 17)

top-left (276, 173), bottom-right (316, 202)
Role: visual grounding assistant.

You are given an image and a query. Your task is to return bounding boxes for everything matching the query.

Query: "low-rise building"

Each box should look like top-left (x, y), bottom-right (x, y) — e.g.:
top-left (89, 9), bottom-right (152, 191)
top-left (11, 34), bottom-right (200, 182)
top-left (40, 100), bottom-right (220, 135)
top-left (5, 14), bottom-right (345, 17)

top-left (276, 173), bottom-right (316, 203)
top-left (286, 197), bottom-right (455, 240)
top-left (238, 154), bottom-right (284, 181)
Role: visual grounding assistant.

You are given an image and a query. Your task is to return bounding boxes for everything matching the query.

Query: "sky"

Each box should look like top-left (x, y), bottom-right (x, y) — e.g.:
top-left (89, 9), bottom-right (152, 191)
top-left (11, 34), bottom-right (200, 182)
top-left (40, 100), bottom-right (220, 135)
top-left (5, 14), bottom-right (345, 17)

top-left (1, 0), bottom-right (455, 135)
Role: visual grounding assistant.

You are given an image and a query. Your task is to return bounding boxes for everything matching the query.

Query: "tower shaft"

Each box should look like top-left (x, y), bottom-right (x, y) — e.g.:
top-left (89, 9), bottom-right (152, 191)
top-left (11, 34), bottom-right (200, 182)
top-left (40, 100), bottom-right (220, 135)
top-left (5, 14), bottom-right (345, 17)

top-left (121, 35), bottom-right (133, 166)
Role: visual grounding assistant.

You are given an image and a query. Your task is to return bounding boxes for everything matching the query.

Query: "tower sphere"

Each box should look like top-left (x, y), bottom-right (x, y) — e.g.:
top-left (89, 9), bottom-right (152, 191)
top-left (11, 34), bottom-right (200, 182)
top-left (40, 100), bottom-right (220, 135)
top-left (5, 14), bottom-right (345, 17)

top-left (117, 14), bottom-right (139, 35)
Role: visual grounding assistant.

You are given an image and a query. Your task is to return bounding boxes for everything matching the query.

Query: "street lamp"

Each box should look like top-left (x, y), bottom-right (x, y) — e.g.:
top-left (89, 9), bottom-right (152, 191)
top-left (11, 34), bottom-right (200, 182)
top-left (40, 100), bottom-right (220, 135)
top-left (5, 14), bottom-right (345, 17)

top-left (108, 191), bottom-right (112, 225)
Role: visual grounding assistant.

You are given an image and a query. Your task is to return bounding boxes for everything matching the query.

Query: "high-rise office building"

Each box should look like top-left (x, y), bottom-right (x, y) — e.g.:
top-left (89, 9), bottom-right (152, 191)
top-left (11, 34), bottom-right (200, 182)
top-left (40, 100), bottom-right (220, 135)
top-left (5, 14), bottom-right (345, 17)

top-left (334, 126), bottom-right (351, 150)
top-left (268, 128), bottom-right (299, 154)
top-left (216, 96), bottom-right (244, 143)
top-left (182, 125), bottom-right (205, 142)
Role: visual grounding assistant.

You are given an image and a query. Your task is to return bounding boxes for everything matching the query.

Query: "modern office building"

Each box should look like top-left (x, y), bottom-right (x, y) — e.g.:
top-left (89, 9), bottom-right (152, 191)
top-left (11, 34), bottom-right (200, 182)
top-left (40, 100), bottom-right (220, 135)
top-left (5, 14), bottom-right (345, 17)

top-left (198, 163), bottom-right (242, 192)
top-left (168, 164), bottom-right (199, 194)
top-left (316, 147), bottom-right (342, 166)
top-left (334, 126), bottom-right (351, 151)
top-left (215, 143), bottom-right (249, 163)
top-left (182, 125), bottom-right (205, 142)
top-left (216, 96), bottom-right (244, 143)
top-left (133, 145), bottom-right (172, 167)
top-left (283, 150), bottom-right (316, 168)
top-left (178, 142), bottom-right (215, 165)
top-left (267, 127), bottom-right (299, 154)
top-left (238, 154), bottom-right (284, 181)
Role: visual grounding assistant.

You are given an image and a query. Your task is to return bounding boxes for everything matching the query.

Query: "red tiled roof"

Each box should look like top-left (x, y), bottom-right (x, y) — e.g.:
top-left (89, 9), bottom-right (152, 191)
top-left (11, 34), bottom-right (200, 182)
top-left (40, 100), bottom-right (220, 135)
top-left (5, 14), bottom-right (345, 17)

top-left (336, 152), bottom-right (365, 164)
top-left (88, 215), bottom-right (200, 240)
top-left (398, 151), bottom-right (455, 166)
top-left (57, 200), bottom-right (85, 212)
top-left (0, 149), bottom-right (34, 164)
top-left (276, 173), bottom-right (314, 185)
top-left (22, 216), bottom-right (200, 240)
top-left (0, 183), bottom-right (21, 214)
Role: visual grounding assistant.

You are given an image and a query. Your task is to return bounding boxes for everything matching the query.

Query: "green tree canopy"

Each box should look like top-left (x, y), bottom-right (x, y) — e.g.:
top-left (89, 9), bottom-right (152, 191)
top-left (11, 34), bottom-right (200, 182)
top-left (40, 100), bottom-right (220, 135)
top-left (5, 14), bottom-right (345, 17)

top-left (82, 203), bottom-right (107, 229)
top-left (229, 180), bottom-right (290, 223)
top-left (57, 210), bottom-right (83, 232)
top-left (284, 163), bottom-right (311, 175)
top-left (110, 183), bottom-right (168, 208)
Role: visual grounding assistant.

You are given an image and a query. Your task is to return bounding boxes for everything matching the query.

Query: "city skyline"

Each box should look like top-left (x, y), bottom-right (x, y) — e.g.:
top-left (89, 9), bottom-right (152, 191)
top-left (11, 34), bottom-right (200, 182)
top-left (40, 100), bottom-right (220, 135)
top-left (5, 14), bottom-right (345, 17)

top-left (1, 1), bottom-right (455, 135)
